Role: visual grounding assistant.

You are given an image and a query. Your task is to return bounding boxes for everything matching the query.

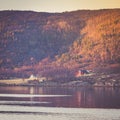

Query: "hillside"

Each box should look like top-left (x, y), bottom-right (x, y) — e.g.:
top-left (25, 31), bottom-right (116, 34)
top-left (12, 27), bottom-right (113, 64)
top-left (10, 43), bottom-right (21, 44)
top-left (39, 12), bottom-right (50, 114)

top-left (0, 9), bottom-right (120, 79)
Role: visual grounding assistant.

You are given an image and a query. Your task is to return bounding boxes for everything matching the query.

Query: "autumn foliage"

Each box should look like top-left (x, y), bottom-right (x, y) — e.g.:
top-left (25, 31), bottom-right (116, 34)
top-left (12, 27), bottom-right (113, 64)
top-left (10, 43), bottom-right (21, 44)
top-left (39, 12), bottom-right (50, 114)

top-left (0, 9), bottom-right (120, 79)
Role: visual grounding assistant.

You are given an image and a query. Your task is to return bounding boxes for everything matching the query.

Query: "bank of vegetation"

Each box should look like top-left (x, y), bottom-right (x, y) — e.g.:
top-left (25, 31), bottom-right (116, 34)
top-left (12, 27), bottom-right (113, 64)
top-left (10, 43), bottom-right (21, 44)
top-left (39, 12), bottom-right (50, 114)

top-left (0, 9), bottom-right (120, 84)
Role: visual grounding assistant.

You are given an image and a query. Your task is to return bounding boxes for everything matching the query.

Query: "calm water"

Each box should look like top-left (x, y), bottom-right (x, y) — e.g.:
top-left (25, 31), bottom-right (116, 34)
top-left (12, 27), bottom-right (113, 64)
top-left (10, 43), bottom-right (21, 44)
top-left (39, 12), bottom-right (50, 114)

top-left (0, 86), bottom-right (120, 108)
top-left (0, 86), bottom-right (120, 120)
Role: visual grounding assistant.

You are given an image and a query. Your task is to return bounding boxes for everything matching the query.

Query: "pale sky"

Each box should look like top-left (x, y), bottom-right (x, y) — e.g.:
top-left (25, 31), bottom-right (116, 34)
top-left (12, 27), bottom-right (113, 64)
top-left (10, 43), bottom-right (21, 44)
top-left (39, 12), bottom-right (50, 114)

top-left (0, 0), bottom-right (120, 12)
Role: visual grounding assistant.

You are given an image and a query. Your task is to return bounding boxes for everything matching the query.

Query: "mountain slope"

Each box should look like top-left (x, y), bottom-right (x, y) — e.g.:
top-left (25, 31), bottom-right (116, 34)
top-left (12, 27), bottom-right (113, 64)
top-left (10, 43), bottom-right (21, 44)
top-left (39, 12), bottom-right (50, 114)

top-left (0, 9), bottom-right (120, 79)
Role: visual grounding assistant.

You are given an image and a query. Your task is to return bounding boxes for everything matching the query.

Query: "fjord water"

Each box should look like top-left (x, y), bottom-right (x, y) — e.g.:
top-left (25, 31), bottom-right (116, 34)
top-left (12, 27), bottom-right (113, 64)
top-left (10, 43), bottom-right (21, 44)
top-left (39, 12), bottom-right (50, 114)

top-left (0, 86), bottom-right (120, 120)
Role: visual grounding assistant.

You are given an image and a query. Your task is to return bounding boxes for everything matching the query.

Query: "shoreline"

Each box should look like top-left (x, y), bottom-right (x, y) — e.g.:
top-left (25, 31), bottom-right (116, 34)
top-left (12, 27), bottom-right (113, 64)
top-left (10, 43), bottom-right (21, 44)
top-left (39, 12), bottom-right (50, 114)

top-left (0, 69), bottom-right (120, 87)
top-left (0, 77), bottom-right (120, 88)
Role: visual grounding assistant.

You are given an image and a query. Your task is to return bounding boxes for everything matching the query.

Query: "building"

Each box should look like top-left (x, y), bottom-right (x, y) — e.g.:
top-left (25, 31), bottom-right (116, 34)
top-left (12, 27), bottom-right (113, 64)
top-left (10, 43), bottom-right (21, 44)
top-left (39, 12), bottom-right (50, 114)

top-left (75, 69), bottom-right (90, 77)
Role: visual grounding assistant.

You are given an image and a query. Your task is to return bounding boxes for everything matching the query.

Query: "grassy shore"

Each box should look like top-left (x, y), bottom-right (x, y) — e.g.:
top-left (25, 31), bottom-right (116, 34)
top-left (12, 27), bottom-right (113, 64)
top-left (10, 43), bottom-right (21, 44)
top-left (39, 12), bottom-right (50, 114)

top-left (0, 78), bottom-right (28, 85)
top-left (0, 73), bottom-right (120, 87)
top-left (0, 64), bottom-right (120, 87)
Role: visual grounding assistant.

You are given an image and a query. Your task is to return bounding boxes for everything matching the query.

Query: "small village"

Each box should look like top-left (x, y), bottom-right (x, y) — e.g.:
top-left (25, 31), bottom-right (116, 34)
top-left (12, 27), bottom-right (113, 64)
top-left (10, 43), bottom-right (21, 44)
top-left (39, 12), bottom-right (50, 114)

top-left (0, 68), bottom-right (120, 87)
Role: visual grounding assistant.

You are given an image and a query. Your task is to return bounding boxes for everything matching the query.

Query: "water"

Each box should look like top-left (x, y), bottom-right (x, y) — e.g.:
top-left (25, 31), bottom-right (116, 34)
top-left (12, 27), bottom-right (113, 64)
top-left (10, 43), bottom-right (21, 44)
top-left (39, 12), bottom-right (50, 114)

top-left (0, 86), bottom-right (120, 120)
top-left (0, 106), bottom-right (120, 120)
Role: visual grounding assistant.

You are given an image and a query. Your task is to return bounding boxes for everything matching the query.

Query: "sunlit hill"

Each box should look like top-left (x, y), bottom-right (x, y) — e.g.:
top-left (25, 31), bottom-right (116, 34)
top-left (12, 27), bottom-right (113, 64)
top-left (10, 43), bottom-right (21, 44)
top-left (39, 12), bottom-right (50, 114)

top-left (0, 9), bottom-right (120, 80)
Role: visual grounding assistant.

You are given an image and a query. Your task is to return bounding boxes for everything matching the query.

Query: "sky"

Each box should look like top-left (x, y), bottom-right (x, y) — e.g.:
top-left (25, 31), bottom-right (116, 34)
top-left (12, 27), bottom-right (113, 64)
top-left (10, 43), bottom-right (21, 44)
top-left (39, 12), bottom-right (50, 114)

top-left (0, 0), bottom-right (120, 13)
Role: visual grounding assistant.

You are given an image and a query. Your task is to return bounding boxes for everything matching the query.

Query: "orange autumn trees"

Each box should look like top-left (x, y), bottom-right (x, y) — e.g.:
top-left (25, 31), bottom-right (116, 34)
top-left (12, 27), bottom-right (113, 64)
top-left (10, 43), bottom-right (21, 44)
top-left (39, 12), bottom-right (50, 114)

top-left (80, 9), bottom-right (120, 63)
top-left (0, 9), bottom-right (120, 79)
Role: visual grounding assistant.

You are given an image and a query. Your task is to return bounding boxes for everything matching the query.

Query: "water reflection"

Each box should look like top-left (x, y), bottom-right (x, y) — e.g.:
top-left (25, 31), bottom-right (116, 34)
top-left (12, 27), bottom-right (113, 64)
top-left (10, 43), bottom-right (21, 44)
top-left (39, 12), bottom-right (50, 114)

top-left (0, 86), bottom-right (120, 108)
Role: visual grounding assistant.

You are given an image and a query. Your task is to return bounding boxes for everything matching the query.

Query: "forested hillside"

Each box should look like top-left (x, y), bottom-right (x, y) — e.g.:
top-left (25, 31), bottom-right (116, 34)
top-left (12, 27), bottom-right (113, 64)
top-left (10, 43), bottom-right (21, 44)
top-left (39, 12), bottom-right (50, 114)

top-left (0, 9), bottom-right (120, 79)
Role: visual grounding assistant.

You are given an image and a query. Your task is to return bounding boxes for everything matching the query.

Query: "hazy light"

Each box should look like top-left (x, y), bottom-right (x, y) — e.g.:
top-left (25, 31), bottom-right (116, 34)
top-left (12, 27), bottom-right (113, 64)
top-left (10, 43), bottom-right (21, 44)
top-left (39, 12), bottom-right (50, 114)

top-left (0, 0), bottom-right (120, 12)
